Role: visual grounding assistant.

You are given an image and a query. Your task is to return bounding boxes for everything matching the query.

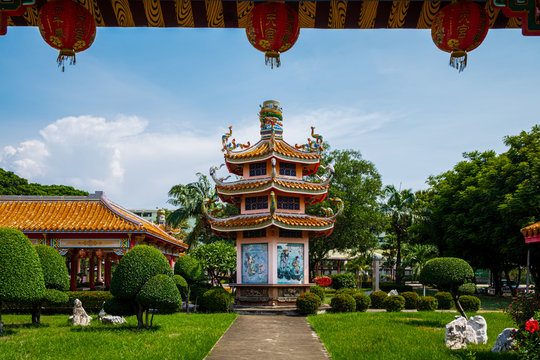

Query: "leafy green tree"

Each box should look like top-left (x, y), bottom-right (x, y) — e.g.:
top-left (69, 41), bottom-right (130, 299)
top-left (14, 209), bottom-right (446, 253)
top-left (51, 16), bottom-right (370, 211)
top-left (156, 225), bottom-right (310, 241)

top-left (381, 185), bottom-right (418, 285)
top-left (0, 168), bottom-right (88, 196)
top-left (0, 228), bottom-right (45, 335)
top-left (190, 241), bottom-right (236, 287)
top-left (307, 148), bottom-right (385, 277)
top-left (402, 244), bottom-right (439, 281)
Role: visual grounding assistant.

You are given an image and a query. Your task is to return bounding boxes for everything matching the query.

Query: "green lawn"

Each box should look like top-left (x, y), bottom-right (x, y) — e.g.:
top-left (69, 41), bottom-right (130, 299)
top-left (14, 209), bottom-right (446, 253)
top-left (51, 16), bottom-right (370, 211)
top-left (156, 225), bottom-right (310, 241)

top-left (0, 313), bottom-right (237, 360)
top-left (309, 311), bottom-right (518, 360)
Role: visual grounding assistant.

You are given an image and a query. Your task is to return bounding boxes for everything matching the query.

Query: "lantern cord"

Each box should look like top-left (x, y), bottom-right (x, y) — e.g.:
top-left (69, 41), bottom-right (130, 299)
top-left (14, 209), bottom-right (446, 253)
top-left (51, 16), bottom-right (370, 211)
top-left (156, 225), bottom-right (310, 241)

top-left (57, 49), bottom-right (77, 72)
top-left (265, 51), bottom-right (281, 69)
top-left (449, 50), bottom-right (467, 73)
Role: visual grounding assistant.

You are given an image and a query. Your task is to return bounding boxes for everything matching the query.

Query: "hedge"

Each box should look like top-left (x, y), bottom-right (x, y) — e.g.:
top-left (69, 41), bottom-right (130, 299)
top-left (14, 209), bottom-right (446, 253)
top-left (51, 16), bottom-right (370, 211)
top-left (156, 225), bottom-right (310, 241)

top-left (35, 244), bottom-right (69, 291)
top-left (43, 289), bottom-right (69, 306)
top-left (330, 294), bottom-right (356, 312)
top-left (352, 293), bottom-right (371, 312)
top-left (379, 282), bottom-right (413, 293)
top-left (417, 296), bottom-right (438, 311)
top-left (201, 288), bottom-right (232, 313)
top-left (296, 292), bottom-right (321, 315)
top-left (401, 291), bottom-right (420, 309)
top-left (434, 291), bottom-right (453, 310)
top-left (103, 297), bottom-right (137, 316)
top-left (459, 295), bottom-right (481, 312)
top-left (3, 291), bottom-right (112, 314)
top-left (384, 295), bottom-right (405, 312)
top-left (369, 290), bottom-right (388, 309)
top-left (331, 273), bottom-right (357, 290)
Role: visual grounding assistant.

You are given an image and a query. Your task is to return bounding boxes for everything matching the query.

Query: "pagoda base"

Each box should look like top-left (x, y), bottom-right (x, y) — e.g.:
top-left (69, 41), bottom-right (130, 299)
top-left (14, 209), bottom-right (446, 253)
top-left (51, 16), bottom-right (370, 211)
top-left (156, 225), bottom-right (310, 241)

top-left (233, 284), bottom-right (314, 306)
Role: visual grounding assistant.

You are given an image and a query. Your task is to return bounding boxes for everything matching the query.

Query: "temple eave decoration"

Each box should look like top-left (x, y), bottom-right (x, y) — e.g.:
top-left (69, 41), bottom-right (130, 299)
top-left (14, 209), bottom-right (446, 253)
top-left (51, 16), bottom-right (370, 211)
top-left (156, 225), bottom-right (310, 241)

top-left (521, 222), bottom-right (540, 244)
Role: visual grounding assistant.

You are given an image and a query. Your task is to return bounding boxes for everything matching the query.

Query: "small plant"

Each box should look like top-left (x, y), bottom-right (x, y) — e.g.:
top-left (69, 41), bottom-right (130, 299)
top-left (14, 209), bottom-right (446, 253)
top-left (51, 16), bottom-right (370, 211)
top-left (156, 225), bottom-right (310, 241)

top-left (352, 293), bottom-right (371, 312)
top-left (384, 295), bottom-right (405, 312)
top-left (435, 291), bottom-right (453, 310)
top-left (459, 295), bottom-right (481, 312)
top-left (331, 273), bottom-right (358, 290)
top-left (512, 312), bottom-right (540, 360)
top-left (201, 288), bottom-right (232, 313)
top-left (417, 296), bottom-right (438, 311)
top-left (310, 286), bottom-right (325, 303)
top-left (335, 288), bottom-right (359, 296)
top-left (314, 275), bottom-right (332, 287)
top-left (296, 292), bottom-right (322, 315)
top-left (401, 291), bottom-right (419, 309)
top-left (330, 294), bottom-right (356, 312)
top-left (369, 290), bottom-right (388, 309)
top-left (458, 282), bottom-right (477, 295)
top-left (505, 294), bottom-right (540, 328)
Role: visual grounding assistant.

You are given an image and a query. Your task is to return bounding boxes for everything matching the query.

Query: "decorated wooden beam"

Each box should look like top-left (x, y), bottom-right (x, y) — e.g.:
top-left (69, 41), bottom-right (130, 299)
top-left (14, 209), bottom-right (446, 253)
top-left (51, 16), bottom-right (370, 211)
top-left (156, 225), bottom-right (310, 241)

top-left (4, 1), bottom-right (519, 30)
top-left (494, 0), bottom-right (540, 35)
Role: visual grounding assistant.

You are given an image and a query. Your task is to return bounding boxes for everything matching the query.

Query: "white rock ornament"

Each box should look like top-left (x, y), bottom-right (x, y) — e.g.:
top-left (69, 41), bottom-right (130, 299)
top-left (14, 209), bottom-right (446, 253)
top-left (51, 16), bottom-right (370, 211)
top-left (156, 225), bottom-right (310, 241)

top-left (492, 328), bottom-right (517, 352)
top-left (69, 299), bottom-right (92, 326)
top-left (468, 315), bottom-right (488, 344)
top-left (445, 317), bottom-right (477, 349)
top-left (101, 315), bottom-right (126, 325)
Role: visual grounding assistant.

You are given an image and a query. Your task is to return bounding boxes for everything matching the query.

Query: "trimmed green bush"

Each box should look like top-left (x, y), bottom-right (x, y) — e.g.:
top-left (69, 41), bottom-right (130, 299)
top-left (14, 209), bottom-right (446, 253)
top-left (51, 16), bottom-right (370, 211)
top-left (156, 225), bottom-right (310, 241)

top-left (296, 292), bottom-right (321, 315)
top-left (35, 244), bottom-right (69, 291)
top-left (103, 297), bottom-right (137, 316)
top-left (352, 293), bottom-right (371, 312)
top-left (384, 295), bottom-right (405, 312)
top-left (434, 291), bottom-right (453, 310)
top-left (0, 227), bottom-right (45, 305)
top-left (43, 289), bottom-right (69, 306)
top-left (201, 287), bottom-right (232, 313)
top-left (310, 286), bottom-right (325, 303)
top-left (417, 296), bottom-right (438, 311)
top-left (174, 275), bottom-right (189, 301)
top-left (68, 291), bottom-right (113, 313)
top-left (459, 295), bottom-right (481, 312)
top-left (379, 282), bottom-right (413, 293)
top-left (369, 290), bottom-right (388, 309)
top-left (174, 255), bottom-right (205, 284)
top-left (458, 282), bottom-right (477, 295)
top-left (335, 288), bottom-right (359, 297)
top-left (110, 245), bottom-right (173, 300)
top-left (136, 274), bottom-right (181, 314)
top-left (331, 273), bottom-right (357, 290)
top-left (189, 282), bottom-right (213, 304)
top-left (330, 294), bottom-right (356, 313)
top-left (419, 258), bottom-right (474, 290)
top-left (401, 291), bottom-right (420, 310)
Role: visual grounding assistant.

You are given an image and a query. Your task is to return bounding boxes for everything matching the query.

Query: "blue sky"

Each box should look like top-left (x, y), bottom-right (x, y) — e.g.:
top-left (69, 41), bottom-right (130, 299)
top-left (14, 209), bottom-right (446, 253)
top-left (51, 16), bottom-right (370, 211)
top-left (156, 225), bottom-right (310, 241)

top-left (0, 26), bottom-right (537, 208)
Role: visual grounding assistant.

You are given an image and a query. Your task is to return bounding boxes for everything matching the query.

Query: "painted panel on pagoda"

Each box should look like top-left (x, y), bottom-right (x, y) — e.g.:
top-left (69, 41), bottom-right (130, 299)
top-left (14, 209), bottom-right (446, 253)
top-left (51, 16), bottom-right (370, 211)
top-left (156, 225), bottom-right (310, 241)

top-left (241, 243), bottom-right (268, 284)
top-left (57, 238), bottom-right (126, 248)
top-left (277, 243), bottom-right (304, 284)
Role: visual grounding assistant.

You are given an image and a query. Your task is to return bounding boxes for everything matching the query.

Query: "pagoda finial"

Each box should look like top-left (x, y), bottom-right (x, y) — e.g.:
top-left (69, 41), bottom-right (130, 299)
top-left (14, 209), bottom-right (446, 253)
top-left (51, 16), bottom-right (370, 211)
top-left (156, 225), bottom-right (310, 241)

top-left (259, 100), bottom-right (283, 140)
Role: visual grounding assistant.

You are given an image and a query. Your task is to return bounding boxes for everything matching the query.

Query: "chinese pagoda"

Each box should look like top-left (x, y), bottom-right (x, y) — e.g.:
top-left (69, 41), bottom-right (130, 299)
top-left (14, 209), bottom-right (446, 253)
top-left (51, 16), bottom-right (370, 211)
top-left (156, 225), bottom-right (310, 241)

top-left (203, 100), bottom-right (342, 305)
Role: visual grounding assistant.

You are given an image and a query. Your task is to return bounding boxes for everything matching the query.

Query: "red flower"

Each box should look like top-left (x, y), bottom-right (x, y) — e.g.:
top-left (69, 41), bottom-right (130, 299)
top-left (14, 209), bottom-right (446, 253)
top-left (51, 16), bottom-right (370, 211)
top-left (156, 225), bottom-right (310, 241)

top-left (525, 319), bottom-right (539, 333)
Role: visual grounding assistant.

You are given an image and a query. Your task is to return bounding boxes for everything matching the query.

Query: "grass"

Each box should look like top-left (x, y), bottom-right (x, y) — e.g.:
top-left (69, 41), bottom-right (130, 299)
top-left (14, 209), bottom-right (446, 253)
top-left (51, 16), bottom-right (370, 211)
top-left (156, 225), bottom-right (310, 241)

top-left (309, 311), bottom-right (518, 360)
top-left (0, 312), bottom-right (237, 360)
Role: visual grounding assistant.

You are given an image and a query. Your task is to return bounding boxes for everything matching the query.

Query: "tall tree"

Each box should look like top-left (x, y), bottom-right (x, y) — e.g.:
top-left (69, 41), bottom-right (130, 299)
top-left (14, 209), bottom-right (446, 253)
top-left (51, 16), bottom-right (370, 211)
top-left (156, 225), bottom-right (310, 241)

top-left (0, 168), bottom-right (87, 196)
top-left (307, 149), bottom-right (385, 277)
top-left (381, 185), bottom-right (417, 285)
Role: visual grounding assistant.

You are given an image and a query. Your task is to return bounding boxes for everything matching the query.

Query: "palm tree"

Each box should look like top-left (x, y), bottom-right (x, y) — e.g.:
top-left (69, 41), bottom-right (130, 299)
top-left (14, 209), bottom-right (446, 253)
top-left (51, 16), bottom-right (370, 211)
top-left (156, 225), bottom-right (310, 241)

top-left (381, 185), bottom-right (417, 285)
top-left (167, 173), bottom-right (214, 249)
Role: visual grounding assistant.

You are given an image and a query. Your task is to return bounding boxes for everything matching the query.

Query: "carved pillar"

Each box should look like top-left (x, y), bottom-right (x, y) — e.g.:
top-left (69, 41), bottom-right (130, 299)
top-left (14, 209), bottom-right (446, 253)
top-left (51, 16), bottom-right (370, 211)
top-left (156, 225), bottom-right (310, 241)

top-left (97, 259), bottom-right (102, 282)
top-left (70, 251), bottom-right (78, 291)
top-left (169, 256), bottom-right (174, 270)
top-left (89, 253), bottom-right (95, 290)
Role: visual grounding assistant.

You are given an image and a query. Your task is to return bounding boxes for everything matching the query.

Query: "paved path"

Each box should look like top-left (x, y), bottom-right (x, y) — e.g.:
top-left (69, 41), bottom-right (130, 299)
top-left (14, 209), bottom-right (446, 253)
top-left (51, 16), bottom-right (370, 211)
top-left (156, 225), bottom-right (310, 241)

top-left (205, 315), bottom-right (331, 360)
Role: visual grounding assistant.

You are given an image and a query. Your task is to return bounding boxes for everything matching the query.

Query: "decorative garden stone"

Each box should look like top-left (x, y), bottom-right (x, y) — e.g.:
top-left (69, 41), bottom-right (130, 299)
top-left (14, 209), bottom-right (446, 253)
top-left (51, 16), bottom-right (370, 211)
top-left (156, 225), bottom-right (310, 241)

top-left (388, 289), bottom-right (399, 296)
top-left (69, 299), bottom-right (92, 326)
top-left (445, 316), bottom-right (477, 349)
top-left (491, 328), bottom-right (517, 352)
top-left (468, 315), bottom-right (488, 344)
top-left (101, 315), bottom-right (126, 325)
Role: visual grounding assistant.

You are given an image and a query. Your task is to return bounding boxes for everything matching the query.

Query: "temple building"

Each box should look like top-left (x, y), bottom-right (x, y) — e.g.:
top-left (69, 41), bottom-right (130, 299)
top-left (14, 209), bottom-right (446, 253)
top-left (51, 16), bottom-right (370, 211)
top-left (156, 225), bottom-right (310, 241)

top-left (0, 191), bottom-right (187, 290)
top-left (204, 100), bottom-right (342, 305)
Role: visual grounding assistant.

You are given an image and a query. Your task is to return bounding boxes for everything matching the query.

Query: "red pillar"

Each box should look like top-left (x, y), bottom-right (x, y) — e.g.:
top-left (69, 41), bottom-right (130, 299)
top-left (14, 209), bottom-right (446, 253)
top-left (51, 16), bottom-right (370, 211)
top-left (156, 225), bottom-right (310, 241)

top-left (169, 256), bottom-right (174, 270)
top-left (89, 253), bottom-right (95, 290)
top-left (70, 252), bottom-right (78, 291)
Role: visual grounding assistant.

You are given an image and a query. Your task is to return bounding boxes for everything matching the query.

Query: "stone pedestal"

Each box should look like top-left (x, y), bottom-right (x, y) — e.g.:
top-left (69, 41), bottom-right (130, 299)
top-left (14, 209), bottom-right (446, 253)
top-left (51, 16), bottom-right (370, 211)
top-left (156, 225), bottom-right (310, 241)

top-left (234, 284), bottom-right (313, 306)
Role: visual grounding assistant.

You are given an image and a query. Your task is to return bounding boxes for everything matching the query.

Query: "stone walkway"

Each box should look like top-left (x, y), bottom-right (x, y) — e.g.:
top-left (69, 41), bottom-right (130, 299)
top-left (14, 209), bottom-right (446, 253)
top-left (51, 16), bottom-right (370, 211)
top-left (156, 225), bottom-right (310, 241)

top-left (205, 315), bottom-right (331, 360)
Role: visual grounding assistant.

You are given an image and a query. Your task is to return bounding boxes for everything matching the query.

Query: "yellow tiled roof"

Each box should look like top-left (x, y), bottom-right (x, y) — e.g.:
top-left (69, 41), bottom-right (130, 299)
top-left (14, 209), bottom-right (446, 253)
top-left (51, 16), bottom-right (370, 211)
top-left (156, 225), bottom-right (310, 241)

top-left (207, 213), bottom-right (335, 231)
top-left (521, 222), bottom-right (540, 238)
top-left (224, 139), bottom-right (320, 161)
top-left (0, 195), bottom-right (187, 249)
top-left (215, 178), bottom-right (329, 193)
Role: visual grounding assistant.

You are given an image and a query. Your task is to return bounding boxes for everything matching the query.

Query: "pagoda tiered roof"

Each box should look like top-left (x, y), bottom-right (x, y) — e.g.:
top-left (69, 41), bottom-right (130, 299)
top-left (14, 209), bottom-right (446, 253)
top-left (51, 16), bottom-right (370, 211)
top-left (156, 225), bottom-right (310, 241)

top-left (521, 222), bottom-right (540, 244)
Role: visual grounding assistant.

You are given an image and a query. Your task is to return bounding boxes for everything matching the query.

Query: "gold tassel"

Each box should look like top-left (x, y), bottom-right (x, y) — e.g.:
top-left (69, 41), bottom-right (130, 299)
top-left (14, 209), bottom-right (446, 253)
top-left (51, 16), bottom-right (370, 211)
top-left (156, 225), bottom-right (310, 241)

top-left (449, 50), bottom-right (467, 73)
top-left (265, 51), bottom-right (280, 69)
top-left (57, 48), bottom-right (76, 72)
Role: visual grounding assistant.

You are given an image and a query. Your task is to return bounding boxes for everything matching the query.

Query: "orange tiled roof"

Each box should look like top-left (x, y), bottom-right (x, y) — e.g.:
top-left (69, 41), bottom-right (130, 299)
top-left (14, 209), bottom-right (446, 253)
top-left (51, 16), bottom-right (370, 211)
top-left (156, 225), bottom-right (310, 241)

top-left (215, 178), bottom-right (329, 193)
top-left (207, 212), bottom-right (335, 232)
top-left (224, 139), bottom-right (320, 162)
top-left (0, 194), bottom-right (187, 249)
top-left (521, 222), bottom-right (540, 238)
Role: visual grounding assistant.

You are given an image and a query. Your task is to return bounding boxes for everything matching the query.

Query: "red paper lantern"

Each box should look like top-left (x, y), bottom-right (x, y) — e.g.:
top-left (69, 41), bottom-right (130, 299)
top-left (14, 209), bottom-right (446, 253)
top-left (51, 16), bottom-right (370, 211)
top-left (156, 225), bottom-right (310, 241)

top-left (78, 249), bottom-right (87, 258)
top-left (245, 2), bottom-right (300, 68)
top-left (38, 0), bottom-right (96, 71)
top-left (95, 249), bottom-right (104, 259)
top-left (315, 276), bottom-right (332, 287)
top-left (431, 0), bottom-right (489, 72)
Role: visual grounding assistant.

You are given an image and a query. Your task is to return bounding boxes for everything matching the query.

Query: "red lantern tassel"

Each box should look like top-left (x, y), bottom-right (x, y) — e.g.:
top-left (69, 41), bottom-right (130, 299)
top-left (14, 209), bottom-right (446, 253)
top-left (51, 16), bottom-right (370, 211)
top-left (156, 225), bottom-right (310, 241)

top-left (449, 50), bottom-right (467, 73)
top-left (57, 48), bottom-right (76, 72)
top-left (265, 51), bottom-right (281, 69)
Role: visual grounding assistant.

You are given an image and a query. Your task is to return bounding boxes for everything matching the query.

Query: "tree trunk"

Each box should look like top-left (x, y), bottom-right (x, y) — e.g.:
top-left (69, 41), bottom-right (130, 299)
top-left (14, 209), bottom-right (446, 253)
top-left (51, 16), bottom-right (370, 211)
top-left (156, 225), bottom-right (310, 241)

top-left (150, 312), bottom-right (154, 328)
top-left (145, 310), bottom-right (149, 329)
top-left (136, 304), bottom-right (144, 329)
top-left (0, 302), bottom-right (3, 336)
top-left (492, 268), bottom-right (501, 296)
top-left (31, 302), bottom-right (42, 325)
top-left (395, 232), bottom-right (402, 286)
top-left (453, 293), bottom-right (467, 319)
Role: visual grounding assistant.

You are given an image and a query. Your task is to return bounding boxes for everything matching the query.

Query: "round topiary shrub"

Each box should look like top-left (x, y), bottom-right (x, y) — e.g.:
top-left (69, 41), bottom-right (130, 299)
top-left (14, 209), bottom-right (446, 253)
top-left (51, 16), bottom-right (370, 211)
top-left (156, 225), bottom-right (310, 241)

top-left (369, 290), bottom-right (388, 309)
top-left (103, 297), bottom-right (137, 316)
top-left (310, 286), bottom-right (325, 303)
top-left (459, 295), bottom-right (481, 312)
top-left (458, 282), bottom-right (477, 295)
top-left (43, 289), bottom-right (69, 306)
top-left (331, 273), bottom-right (357, 290)
top-left (190, 282), bottom-right (213, 304)
top-left (136, 274), bottom-right (181, 314)
top-left (174, 274), bottom-right (188, 301)
top-left (384, 295), bottom-right (405, 312)
top-left (435, 291), bottom-right (453, 310)
top-left (419, 258), bottom-right (474, 291)
top-left (174, 255), bottom-right (205, 284)
top-left (402, 292), bottom-right (420, 310)
top-left (110, 245), bottom-right (172, 300)
top-left (330, 294), bottom-right (356, 313)
top-left (296, 292), bottom-right (321, 315)
top-left (201, 287), bottom-right (232, 313)
top-left (417, 296), bottom-right (438, 311)
top-left (336, 288), bottom-right (359, 297)
top-left (0, 227), bottom-right (45, 305)
top-left (35, 244), bottom-right (69, 291)
top-left (352, 293), bottom-right (371, 312)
